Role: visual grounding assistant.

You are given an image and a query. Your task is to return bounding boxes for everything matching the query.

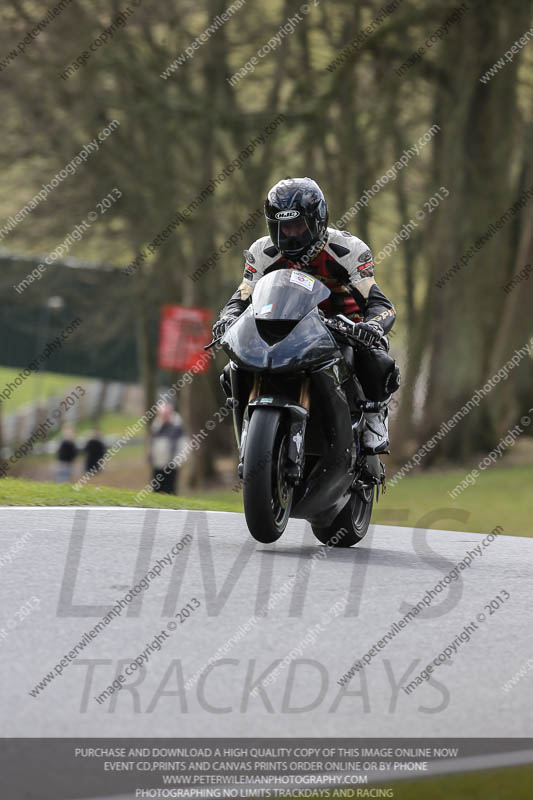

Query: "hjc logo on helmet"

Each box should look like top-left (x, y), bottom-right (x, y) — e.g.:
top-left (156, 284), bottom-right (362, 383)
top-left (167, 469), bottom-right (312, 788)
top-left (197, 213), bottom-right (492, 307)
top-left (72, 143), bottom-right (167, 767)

top-left (275, 210), bottom-right (300, 220)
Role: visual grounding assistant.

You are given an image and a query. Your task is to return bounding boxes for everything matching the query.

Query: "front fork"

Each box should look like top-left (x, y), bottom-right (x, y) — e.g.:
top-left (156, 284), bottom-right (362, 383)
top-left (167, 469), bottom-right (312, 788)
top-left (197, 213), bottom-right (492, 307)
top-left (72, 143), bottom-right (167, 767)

top-left (285, 377), bottom-right (310, 483)
top-left (222, 369), bottom-right (310, 485)
top-left (236, 374), bottom-right (261, 478)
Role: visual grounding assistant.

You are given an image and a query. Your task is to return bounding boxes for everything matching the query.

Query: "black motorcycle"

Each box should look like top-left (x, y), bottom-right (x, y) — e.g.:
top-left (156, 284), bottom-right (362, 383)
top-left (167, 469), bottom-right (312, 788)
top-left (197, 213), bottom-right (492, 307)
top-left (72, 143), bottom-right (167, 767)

top-left (213, 269), bottom-right (387, 547)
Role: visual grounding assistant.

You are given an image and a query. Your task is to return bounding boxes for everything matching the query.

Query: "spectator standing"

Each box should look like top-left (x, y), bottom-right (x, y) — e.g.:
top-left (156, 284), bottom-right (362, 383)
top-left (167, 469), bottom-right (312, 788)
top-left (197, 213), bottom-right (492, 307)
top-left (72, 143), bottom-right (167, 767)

top-left (56, 425), bottom-right (78, 482)
top-left (84, 428), bottom-right (106, 474)
top-left (150, 403), bottom-right (188, 494)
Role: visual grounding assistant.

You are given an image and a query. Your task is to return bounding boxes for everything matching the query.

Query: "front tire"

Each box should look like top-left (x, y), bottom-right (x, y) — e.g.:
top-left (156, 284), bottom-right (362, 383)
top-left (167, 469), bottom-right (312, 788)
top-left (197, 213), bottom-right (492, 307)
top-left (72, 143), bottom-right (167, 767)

top-left (243, 408), bottom-right (294, 543)
top-left (311, 484), bottom-right (373, 547)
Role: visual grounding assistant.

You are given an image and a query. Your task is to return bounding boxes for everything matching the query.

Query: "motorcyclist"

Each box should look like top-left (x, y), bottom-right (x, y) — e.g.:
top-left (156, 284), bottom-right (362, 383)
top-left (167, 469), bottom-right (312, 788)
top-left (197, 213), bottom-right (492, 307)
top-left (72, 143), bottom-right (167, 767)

top-left (213, 177), bottom-right (399, 454)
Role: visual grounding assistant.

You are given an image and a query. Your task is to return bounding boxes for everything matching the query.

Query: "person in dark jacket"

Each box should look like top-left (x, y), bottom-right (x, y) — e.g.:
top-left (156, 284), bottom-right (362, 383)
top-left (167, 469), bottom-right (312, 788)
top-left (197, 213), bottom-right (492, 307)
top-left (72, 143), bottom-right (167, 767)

top-left (56, 425), bottom-right (78, 482)
top-left (84, 428), bottom-right (106, 474)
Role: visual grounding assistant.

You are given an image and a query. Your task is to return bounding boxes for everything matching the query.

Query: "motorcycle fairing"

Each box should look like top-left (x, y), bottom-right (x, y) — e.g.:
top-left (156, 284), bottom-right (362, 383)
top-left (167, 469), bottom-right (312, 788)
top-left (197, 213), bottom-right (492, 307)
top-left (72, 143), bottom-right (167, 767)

top-left (222, 306), bottom-right (341, 373)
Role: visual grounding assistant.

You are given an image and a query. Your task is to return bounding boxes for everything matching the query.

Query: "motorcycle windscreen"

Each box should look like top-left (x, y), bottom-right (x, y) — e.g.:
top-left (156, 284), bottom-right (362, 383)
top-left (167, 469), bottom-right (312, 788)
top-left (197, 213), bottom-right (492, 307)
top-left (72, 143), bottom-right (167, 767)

top-left (251, 269), bottom-right (330, 321)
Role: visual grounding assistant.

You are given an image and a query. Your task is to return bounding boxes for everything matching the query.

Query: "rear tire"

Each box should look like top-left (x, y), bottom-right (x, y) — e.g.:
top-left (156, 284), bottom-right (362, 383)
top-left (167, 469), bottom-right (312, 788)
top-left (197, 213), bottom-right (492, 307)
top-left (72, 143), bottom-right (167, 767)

top-left (243, 408), bottom-right (293, 543)
top-left (311, 485), bottom-right (373, 547)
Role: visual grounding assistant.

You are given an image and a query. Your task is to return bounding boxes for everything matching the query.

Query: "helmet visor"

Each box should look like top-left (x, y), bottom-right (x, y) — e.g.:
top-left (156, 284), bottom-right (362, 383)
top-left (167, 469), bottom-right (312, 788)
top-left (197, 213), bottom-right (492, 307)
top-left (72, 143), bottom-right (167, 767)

top-left (266, 215), bottom-right (314, 259)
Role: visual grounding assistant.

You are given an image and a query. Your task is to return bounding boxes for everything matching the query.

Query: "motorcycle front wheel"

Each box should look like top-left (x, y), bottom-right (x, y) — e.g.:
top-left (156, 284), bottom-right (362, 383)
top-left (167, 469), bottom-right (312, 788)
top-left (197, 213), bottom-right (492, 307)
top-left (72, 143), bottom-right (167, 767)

top-left (243, 408), bottom-right (293, 543)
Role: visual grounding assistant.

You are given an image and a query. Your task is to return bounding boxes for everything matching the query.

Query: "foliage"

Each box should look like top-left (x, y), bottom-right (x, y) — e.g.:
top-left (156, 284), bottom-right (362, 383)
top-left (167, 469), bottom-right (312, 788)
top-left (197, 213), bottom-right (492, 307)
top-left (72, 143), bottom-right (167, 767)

top-left (0, 0), bottom-right (531, 478)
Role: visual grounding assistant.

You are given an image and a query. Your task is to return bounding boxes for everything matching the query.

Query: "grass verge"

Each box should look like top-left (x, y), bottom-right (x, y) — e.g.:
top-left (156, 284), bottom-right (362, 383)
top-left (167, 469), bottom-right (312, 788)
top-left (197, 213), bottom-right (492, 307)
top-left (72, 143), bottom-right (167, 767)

top-left (380, 461), bottom-right (532, 537)
top-left (0, 368), bottom-right (89, 412)
top-left (0, 478), bottom-right (239, 512)
top-left (0, 461), bottom-right (531, 538)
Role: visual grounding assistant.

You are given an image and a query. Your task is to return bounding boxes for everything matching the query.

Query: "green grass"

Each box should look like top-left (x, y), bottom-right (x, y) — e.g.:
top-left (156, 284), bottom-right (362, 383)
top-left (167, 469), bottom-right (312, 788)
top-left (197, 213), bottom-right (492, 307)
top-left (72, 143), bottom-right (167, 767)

top-left (283, 764), bottom-right (533, 799)
top-left (0, 478), bottom-right (240, 512)
top-left (73, 412), bottom-right (143, 436)
top-left (0, 461), bottom-right (531, 538)
top-left (380, 461), bottom-right (532, 537)
top-left (0, 367), bottom-right (88, 412)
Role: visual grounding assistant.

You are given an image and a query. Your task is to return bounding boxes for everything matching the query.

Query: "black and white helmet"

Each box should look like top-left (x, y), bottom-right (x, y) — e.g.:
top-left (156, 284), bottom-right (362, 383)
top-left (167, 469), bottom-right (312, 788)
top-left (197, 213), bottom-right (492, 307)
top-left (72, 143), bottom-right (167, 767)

top-left (264, 177), bottom-right (329, 262)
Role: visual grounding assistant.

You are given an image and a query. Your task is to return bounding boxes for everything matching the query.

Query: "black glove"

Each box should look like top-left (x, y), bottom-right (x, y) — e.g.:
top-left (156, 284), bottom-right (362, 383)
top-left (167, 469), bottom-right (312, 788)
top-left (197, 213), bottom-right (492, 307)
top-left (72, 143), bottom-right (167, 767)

top-left (212, 314), bottom-right (238, 340)
top-left (354, 321), bottom-right (385, 346)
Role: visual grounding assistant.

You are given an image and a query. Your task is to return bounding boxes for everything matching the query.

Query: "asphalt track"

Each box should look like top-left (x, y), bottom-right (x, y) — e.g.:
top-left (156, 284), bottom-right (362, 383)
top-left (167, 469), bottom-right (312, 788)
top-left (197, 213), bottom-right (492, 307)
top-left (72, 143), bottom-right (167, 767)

top-left (1, 506), bottom-right (533, 739)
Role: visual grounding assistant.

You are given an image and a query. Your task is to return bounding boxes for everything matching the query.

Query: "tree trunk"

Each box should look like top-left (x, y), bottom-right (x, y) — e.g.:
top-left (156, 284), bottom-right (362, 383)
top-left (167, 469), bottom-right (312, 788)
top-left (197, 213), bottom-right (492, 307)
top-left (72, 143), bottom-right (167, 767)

top-left (421, 0), bottom-right (530, 461)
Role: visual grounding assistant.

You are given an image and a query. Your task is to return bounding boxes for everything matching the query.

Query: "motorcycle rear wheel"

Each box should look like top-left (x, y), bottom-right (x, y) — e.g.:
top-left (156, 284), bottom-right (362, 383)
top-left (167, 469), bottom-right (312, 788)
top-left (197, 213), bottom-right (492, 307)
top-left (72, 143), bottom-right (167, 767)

top-left (311, 484), bottom-right (373, 547)
top-left (243, 408), bottom-right (294, 543)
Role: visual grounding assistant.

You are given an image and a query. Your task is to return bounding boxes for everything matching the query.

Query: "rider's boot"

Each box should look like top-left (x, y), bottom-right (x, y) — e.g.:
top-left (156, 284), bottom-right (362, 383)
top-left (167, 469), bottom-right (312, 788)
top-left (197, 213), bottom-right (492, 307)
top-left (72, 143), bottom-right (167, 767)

top-left (361, 401), bottom-right (389, 454)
